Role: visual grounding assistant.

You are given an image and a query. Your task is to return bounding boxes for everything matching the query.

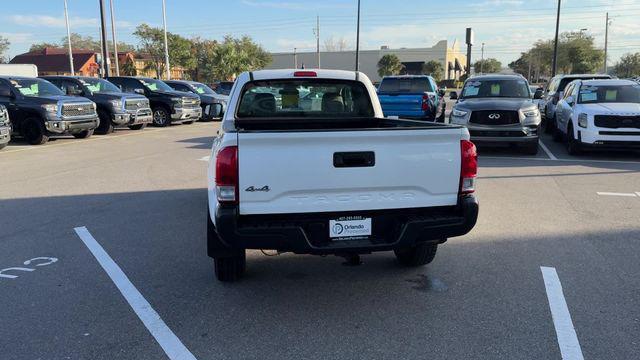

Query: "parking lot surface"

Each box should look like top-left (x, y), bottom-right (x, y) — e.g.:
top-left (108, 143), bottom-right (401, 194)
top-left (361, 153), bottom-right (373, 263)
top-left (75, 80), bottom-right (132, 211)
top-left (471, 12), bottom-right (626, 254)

top-left (1, 122), bottom-right (639, 359)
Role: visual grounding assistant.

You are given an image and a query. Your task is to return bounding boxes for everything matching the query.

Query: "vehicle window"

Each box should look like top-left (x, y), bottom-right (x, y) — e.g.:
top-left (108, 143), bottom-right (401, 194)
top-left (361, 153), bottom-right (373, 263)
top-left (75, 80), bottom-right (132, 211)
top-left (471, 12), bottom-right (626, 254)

top-left (237, 79), bottom-right (374, 119)
top-left (9, 78), bottom-right (64, 97)
top-left (461, 78), bottom-right (530, 99)
top-left (169, 83), bottom-right (190, 92)
top-left (115, 78), bottom-right (144, 93)
top-left (547, 78), bottom-right (558, 93)
top-left (0, 81), bottom-right (11, 96)
top-left (216, 82), bottom-right (233, 95)
top-left (563, 83), bottom-right (574, 99)
top-left (189, 83), bottom-right (216, 95)
top-left (578, 84), bottom-right (640, 104)
top-left (79, 78), bottom-right (120, 93)
top-left (558, 76), bottom-right (610, 92)
top-left (62, 80), bottom-right (82, 94)
top-left (140, 78), bottom-right (173, 92)
top-left (378, 78), bottom-right (434, 93)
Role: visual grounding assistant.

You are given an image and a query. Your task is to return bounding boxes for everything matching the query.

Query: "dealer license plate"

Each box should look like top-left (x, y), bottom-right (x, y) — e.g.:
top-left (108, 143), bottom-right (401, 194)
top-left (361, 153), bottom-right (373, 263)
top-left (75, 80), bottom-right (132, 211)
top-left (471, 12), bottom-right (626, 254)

top-left (329, 217), bottom-right (372, 239)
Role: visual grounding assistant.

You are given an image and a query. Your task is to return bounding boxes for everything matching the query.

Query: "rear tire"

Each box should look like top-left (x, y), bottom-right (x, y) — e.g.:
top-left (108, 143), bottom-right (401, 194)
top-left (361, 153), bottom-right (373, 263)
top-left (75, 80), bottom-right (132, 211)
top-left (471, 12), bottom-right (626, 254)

top-left (95, 109), bottom-right (114, 135)
top-left (394, 242), bottom-right (438, 267)
top-left (128, 123), bottom-right (146, 130)
top-left (73, 129), bottom-right (94, 139)
top-left (152, 107), bottom-right (171, 127)
top-left (566, 124), bottom-right (583, 156)
top-left (22, 118), bottom-right (49, 145)
top-left (214, 252), bottom-right (246, 282)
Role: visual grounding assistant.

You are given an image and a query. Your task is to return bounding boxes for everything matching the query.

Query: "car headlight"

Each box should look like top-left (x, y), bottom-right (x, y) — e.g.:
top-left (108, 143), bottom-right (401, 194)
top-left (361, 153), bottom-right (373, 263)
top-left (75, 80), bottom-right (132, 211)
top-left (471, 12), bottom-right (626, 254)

top-left (523, 108), bottom-right (540, 117)
top-left (452, 109), bottom-right (468, 117)
top-left (41, 104), bottom-right (58, 114)
top-left (109, 99), bottom-right (122, 110)
top-left (171, 97), bottom-right (183, 107)
top-left (578, 113), bottom-right (588, 128)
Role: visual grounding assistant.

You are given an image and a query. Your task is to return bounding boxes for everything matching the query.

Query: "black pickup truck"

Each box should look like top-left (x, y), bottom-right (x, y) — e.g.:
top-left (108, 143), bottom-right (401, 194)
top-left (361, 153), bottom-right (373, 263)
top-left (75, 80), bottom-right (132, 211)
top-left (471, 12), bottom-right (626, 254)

top-left (0, 76), bottom-right (98, 145)
top-left (42, 76), bottom-right (152, 134)
top-left (0, 105), bottom-right (10, 150)
top-left (107, 76), bottom-right (201, 126)
top-left (164, 80), bottom-right (226, 121)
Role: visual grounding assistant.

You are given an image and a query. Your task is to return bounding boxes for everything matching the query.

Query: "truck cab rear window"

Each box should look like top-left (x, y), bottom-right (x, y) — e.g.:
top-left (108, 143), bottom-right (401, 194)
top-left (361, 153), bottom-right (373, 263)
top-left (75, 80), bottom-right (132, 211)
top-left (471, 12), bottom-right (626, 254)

top-left (236, 80), bottom-right (374, 118)
top-left (378, 78), bottom-right (433, 94)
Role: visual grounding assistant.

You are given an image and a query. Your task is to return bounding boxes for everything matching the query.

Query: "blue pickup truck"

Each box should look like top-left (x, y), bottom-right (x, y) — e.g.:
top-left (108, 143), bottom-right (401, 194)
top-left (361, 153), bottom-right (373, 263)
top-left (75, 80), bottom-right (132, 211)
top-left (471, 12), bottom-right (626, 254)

top-left (377, 75), bottom-right (446, 122)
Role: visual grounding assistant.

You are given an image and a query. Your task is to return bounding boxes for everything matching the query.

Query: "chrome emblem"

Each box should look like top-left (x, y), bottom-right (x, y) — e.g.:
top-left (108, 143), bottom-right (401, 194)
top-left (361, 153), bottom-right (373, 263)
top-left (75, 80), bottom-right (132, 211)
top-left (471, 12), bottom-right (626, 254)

top-left (77, 107), bottom-right (83, 111)
top-left (488, 113), bottom-right (501, 119)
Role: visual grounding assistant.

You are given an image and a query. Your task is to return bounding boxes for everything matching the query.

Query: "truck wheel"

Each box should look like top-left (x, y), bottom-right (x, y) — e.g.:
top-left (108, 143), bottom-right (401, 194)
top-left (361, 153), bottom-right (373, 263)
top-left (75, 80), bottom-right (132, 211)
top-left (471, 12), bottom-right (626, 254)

top-left (522, 142), bottom-right (539, 155)
top-left (152, 107), bottom-right (171, 127)
top-left (73, 129), bottom-right (94, 139)
top-left (566, 124), bottom-right (583, 156)
top-left (214, 252), bottom-right (246, 282)
top-left (394, 242), bottom-right (438, 267)
top-left (23, 118), bottom-right (49, 145)
top-left (128, 123), bottom-right (146, 130)
top-left (95, 109), bottom-right (114, 135)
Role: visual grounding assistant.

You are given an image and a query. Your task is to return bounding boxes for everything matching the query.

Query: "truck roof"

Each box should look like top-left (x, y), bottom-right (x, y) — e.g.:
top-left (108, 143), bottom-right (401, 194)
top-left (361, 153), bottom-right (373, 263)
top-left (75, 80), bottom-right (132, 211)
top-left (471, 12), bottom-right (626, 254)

top-left (580, 79), bottom-right (637, 86)
top-left (467, 74), bottom-right (525, 81)
top-left (248, 69), bottom-right (363, 81)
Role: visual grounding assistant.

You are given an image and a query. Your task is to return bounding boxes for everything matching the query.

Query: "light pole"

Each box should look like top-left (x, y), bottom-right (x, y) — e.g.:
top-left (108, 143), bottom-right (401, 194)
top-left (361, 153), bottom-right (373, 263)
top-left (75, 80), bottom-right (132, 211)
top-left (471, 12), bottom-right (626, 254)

top-left (604, 13), bottom-right (611, 74)
top-left (109, 0), bottom-right (119, 76)
top-left (99, 0), bottom-right (110, 78)
top-left (355, 0), bottom-right (361, 72)
top-left (551, 0), bottom-right (561, 77)
top-left (293, 48), bottom-right (297, 69)
top-left (161, 0), bottom-right (171, 80)
top-left (63, 0), bottom-right (74, 75)
top-left (480, 42), bottom-right (484, 74)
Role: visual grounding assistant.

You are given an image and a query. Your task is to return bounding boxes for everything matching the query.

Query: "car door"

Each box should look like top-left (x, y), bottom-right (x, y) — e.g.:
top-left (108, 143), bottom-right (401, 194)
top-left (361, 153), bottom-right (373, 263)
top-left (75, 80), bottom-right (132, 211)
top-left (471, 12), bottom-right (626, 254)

top-left (556, 83), bottom-right (573, 133)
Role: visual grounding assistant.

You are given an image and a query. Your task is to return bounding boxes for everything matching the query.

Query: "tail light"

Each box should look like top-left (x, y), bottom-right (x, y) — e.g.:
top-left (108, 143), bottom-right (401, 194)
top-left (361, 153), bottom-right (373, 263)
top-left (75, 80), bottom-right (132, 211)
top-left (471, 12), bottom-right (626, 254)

top-left (293, 71), bottom-right (317, 77)
top-left (421, 94), bottom-right (429, 111)
top-left (215, 146), bottom-right (238, 204)
top-left (460, 140), bottom-right (477, 195)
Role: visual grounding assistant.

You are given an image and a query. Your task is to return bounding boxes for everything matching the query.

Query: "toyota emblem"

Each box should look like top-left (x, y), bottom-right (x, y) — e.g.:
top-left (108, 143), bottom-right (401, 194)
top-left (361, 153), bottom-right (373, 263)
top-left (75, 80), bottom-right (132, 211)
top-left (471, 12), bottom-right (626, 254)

top-left (488, 113), bottom-right (501, 119)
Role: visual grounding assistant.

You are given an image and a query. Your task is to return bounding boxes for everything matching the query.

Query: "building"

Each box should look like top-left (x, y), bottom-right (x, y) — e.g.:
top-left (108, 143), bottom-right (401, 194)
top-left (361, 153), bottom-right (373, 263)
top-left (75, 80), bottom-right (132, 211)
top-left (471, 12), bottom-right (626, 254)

top-left (266, 40), bottom-right (467, 83)
top-left (10, 47), bottom-right (100, 76)
top-left (115, 52), bottom-right (186, 79)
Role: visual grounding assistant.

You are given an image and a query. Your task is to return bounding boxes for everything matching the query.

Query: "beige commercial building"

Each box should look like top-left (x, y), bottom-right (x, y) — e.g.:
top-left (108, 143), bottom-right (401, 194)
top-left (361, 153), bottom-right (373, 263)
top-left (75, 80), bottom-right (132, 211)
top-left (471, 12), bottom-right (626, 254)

top-left (267, 40), bottom-right (467, 83)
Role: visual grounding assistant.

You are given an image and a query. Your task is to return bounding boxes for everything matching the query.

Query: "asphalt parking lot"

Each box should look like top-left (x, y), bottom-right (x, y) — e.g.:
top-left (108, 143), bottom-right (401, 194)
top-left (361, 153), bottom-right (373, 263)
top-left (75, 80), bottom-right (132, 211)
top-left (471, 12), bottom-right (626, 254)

top-left (1, 122), bottom-right (639, 360)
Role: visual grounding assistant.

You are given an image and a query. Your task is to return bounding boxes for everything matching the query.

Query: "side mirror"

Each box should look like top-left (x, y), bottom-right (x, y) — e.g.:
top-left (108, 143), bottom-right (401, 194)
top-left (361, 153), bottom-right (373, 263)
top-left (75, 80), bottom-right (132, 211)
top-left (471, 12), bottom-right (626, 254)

top-left (565, 95), bottom-right (575, 106)
top-left (66, 86), bottom-right (83, 96)
top-left (0, 88), bottom-right (12, 98)
top-left (533, 89), bottom-right (543, 99)
top-left (134, 88), bottom-right (145, 95)
top-left (449, 91), bottom-right (458, 100)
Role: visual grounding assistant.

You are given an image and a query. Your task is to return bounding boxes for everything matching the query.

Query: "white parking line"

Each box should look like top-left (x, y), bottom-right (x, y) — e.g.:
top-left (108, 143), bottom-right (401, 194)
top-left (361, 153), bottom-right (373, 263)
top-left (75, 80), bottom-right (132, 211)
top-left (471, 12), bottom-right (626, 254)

top-left (74, 227), bottom-right (197, 360)
top-left (541, 266), bottom-right (584, 360)
top-left (539, 141), bottom-right (558, 160)
top-left (596, 192), bottom-right (638, 197)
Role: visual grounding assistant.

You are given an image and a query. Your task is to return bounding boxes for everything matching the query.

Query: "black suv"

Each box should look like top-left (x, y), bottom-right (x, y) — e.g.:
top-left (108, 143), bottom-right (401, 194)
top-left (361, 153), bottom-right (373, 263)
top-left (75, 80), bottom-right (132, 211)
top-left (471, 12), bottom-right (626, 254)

top-left (449, 74), bottom-right (542, 155)
top-left (164, 80), bottom-right (226, 121)
top-left (107, 77), bottom-right (201, 126)
top-left (0, 105), bottom-right (10, 150)
top-left (0, 76), bottom-right (98, 145)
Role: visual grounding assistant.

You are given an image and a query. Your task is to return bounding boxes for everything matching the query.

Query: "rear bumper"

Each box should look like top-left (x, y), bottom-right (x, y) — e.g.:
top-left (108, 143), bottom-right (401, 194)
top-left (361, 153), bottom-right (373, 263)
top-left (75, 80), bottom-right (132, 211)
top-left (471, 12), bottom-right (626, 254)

top-left (211, 195), bottom-right (479, 256)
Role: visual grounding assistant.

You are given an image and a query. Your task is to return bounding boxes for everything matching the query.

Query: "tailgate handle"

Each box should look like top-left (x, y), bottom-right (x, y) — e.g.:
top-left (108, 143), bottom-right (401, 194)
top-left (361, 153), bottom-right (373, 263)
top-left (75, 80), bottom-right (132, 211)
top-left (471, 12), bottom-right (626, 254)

top-left (333, 152), bottom-right (375, 168)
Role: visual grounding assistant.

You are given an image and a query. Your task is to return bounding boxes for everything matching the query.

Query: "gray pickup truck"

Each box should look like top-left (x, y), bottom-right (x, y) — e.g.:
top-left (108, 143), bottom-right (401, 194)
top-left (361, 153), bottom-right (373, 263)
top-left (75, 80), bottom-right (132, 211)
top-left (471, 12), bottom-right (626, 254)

top-left (0, 105), bottom-right (10, 150)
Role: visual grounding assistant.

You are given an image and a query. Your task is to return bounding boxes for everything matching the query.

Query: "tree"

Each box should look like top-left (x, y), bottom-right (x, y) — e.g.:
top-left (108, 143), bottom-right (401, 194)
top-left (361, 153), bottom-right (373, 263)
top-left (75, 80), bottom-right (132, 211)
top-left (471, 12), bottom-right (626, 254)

top-left (29, 42), bottom-right (58, 52)
top-left (612, 53), bottom-right (640, 78)
top-left (133, 24), bottom-right (195, 79)
top-left (0, 36), bottom-right (9, 63)
top-left (207, 35), bottom-right (271, 81)
top-left (474, 58), bottom-right (502, 74)
top-left (29, 33), bottom-right (135, 54)
top-left (422, 60), bottom-right (444, 81)
top-left (377, 54), bottom-right (404, 77)
top-left (323, 36), bottom-right (351, 52)
top-left (509, 32), bottom-right (604, 79)
top-left (120, 59), bottom-right (137, 76)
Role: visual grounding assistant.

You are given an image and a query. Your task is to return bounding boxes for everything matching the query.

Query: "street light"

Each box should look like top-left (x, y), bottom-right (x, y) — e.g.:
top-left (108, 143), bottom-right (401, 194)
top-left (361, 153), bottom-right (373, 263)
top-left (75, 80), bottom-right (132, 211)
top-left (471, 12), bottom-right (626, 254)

top-left (551, 0), bottom-right (561, 77)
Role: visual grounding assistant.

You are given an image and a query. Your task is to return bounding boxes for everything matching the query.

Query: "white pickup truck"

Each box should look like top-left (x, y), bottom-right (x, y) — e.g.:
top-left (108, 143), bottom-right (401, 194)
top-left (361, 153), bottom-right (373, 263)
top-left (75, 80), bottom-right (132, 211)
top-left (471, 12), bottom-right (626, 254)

top-left (207, 69), bottom-right (479, 282)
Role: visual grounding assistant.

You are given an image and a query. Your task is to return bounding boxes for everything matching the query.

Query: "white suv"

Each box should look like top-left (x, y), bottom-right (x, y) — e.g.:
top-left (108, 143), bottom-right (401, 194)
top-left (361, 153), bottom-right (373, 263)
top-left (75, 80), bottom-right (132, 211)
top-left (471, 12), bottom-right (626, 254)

top-left (554, 79), bottom-right (640, 154)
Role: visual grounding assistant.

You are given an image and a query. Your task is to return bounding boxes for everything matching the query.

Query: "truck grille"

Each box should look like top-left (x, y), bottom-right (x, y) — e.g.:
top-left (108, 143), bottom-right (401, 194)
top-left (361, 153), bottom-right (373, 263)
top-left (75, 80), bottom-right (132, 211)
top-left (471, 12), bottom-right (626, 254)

top-left (125, 98), bottom-right (150, 111)
top-left (470, 110), bottom-right (520, 125)
top-left (594, 115), bottom-right (640, 129)
top-left (0, 108), bottom-right (7, 126)
top-left (62, 103), bottom-right (95, 117)
top-left (181, 97), bottom-right (200, 108)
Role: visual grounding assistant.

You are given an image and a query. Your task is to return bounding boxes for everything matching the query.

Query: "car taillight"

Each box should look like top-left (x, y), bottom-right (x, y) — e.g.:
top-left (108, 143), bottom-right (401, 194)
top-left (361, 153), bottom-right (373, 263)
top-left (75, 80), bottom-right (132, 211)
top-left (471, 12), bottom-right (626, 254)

top-left (293, 71), bottom-right (317, 77)
top-left (421, 94), bottom-right (429, 111)
top-left (215, 146), bottom-right (238, 204)
top-left (460, 140), bottom-right (477, 195)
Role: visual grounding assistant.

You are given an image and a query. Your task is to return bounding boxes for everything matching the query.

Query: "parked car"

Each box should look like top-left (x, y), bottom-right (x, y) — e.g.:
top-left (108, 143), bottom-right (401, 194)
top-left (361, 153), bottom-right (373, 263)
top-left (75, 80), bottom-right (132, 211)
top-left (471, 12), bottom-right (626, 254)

top-left (449, 74), bottom-right (541, 155)
top-left (0, 76), bottom-right (98, 145)
top-left (554, 79), bottom-right (640, 155)
top-left (164, 80), bottom-right (226, 121)
top-left (377, 75), bottom-right (446, 122)
top-left (0, 105), bottom-right (10, 150)
top-left (42, 76), bottom-right (152, 134)
top-left (211, 81), bottom-right (234, 96)
top-left (107, 77), bottom-right (201, 127)
top-left (540, 73), bottom-right (612, 134)
top-left (206, 69), bottom-right (479, 281)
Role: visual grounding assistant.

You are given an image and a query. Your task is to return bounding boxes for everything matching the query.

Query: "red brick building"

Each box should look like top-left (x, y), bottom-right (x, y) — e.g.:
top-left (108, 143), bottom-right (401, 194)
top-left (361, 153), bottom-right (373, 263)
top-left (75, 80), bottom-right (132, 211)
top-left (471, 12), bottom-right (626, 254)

top-left (10, 48), bottom-right (100, 76)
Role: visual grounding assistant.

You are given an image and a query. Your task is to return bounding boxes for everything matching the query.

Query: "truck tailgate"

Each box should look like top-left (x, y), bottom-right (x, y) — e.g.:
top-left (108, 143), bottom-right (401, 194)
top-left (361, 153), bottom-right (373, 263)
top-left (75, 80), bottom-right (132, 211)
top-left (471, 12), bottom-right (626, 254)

top-left (378, 94), bottom-right (424, 116)
top-left (237, 128), bottom-right (463, 215)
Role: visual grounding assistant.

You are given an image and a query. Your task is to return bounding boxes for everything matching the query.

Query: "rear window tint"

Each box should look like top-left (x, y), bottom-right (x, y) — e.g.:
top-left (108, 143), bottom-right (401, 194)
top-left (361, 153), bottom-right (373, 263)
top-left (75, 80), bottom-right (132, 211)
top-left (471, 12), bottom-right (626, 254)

top-left (236, 79), bottom-right (374, 119)
top-left (378, 78), bottom-right (433, 93)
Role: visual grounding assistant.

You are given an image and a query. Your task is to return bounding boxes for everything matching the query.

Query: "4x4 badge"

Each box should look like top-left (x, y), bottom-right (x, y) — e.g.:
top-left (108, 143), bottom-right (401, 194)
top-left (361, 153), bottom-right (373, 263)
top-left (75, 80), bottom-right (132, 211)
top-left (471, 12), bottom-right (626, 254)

top-left (245, 185), bottom-right (270, 192)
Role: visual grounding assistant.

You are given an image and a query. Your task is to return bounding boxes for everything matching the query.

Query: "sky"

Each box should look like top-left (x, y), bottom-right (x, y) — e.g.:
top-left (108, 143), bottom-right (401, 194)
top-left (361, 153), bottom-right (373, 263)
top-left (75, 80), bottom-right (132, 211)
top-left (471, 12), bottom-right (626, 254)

top-left (1, 0), bottom-right (638, 67)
